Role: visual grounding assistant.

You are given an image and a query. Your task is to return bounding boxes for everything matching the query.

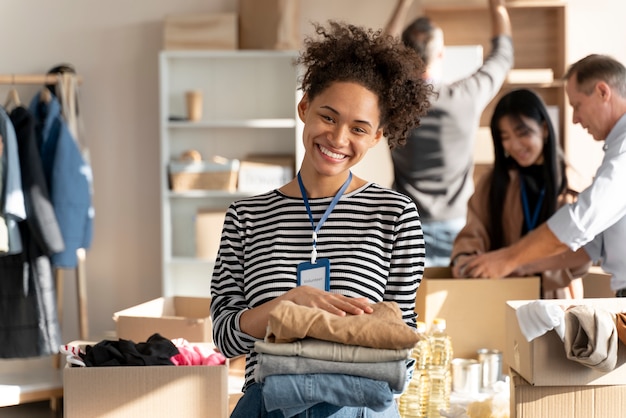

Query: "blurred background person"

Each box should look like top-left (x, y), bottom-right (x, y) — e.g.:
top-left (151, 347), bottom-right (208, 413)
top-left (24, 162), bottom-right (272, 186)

top-left (450, 89), bottom-right (590, 298)
top-left (384, 0), bottom-right (513, 266)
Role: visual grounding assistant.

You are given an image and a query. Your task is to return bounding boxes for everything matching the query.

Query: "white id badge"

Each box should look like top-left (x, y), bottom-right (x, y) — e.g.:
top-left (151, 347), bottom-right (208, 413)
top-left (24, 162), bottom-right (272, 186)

top-left (297, 258), bottom-right (330, 291)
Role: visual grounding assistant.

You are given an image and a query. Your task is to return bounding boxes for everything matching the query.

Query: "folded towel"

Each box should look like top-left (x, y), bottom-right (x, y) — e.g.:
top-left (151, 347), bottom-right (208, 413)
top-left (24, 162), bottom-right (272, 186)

top-left (516, 300), bottom-right (565, 342)
top-left (563, 305), bottom-right (617, 372)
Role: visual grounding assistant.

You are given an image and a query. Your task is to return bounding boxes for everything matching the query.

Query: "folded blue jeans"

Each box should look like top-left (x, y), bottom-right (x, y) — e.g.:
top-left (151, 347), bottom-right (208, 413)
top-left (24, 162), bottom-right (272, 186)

top-left (231, 379), bottom-right (400, 418)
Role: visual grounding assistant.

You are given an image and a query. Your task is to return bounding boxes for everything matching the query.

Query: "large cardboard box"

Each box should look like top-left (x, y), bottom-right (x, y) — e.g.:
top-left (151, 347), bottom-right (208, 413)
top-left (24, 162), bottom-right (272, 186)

top-left (196, 209), bottom-right (226, 260)
top-left (417, 267), bottom-right (540, 360)
top-left (113, 297), bottom-right (212, 343)
top-left (505, 298), bottom-right (626, 386)
top-left (238, 0), bottom-right (300, 50)
top-left (64, 363), bottom-right (228, 418)
top-left (163, 13), bottom-right (238, 50)
top-left (510, 369), bottom-right (626, 418)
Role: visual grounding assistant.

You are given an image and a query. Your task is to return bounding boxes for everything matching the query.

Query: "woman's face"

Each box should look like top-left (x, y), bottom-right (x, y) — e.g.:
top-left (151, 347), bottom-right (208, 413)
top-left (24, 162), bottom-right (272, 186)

top-left (498, 114), bottom-right (547, 167)
top-left (297, 81), bottom-right (383, 179)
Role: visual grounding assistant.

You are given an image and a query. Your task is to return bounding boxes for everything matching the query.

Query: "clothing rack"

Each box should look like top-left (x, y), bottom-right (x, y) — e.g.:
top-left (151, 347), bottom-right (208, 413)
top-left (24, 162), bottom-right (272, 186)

top-left (0, 72), bottom-right (88, 412)
top-left (0, 72), bottom-right (88, 341)
top-left (0, 73), bottom-right (83, 85)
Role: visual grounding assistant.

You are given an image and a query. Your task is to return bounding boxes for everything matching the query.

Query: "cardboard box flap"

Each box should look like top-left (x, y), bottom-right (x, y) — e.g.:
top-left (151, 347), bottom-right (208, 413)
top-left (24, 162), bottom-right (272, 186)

top-left (114, 297), bottom-right (212, 343)
top-left (423, 266), bottom-right (456, 279)
top-left (113, 296), bottom-right (211, 320)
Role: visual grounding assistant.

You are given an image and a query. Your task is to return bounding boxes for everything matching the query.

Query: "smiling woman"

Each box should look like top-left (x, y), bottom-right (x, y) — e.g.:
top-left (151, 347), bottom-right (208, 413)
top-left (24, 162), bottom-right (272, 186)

top-left (450, 88), bottom-right (591, 299)
top-left (210, 20), bottom-right (432, 417)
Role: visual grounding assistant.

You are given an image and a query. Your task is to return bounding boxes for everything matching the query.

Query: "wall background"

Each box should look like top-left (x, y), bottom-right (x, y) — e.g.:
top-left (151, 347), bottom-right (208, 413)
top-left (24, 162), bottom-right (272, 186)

top-left (0, 0), bottom-right (622, 343)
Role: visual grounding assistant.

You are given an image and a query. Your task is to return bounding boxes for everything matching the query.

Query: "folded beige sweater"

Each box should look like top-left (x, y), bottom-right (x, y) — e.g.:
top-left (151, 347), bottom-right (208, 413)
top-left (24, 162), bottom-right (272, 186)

top-left (563, 304), bottom-right (617, 372)
top-left (265, 300), bottom-right (419, 350)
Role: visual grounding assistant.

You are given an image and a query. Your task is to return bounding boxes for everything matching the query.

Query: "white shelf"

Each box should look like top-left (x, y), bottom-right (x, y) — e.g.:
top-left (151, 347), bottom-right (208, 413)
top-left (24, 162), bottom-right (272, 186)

top-left (168, 190), bottom-right (254, 199)
top-left (166, 119), bottom-right (297, 129)
top-left (159, 50), bottom-right (303, 297)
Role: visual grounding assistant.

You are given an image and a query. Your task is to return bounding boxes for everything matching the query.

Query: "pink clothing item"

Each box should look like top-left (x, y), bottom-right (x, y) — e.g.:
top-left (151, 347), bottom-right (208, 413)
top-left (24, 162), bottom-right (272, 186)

top-left (170, 338), bottom-right (226, 366)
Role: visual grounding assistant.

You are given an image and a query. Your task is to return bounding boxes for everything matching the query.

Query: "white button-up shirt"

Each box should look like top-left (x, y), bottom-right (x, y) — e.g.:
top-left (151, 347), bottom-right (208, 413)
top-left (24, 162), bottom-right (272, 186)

top-left (548, 114), bottom-right (626, 291)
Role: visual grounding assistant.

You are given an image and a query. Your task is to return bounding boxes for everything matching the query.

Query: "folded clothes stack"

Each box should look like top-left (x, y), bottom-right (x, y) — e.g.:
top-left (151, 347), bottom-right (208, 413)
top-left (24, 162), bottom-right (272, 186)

top-left (255, 300), bottom-right (419, 417)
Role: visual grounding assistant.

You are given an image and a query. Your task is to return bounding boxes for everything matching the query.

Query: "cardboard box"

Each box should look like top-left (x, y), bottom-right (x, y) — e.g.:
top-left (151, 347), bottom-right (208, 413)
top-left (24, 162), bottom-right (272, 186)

top-left (505, 298), bottom-right (626, 386)
top-left (64, 362), bottom-right (228, 418)
top-left (417, 267), bottom-right (540, 360)
top-left (196, 209), bottom-right (226, 260)
top-left (238, 0), bottom-right (300, 50)
top-left (113, 297), bottom-right (212, 343)
top-left (510, 369), bottom-right (626, 418)
top-left (582, 265), bottom-right (614, 298)
top-left (238, 155), bottom-right (295, 193)
top-left (169, 159), bottom-right (239, 192)
top-left (164, 13), bottom-right (237, 50)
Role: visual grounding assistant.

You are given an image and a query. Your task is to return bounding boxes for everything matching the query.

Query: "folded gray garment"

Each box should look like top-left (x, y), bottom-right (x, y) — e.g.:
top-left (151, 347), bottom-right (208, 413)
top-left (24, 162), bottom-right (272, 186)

top-left (255, 353), bottom-right (407, 391)
top-left (563, 304), bottom-right (618, 372)
top-left (254, 338), bottom-right (411, 363)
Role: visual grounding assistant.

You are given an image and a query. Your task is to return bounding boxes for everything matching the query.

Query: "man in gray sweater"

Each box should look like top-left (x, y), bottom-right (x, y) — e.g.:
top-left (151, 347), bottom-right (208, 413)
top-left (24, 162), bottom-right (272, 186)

top-left (384, 0), bottom-right (514, 267)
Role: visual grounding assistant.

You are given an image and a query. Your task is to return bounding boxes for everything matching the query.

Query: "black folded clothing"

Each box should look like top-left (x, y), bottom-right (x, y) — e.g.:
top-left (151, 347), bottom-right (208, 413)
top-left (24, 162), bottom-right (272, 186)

top-left (80, 333), bottom-right (179, 367)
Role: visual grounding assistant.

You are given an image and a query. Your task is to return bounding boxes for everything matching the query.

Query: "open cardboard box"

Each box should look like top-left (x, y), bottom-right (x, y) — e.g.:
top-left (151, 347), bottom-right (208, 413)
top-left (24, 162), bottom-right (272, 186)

top-left (63, 340), bottom-right (229, 418)
top-left (113, 296), bottom-right (212, 343)
top-left (417, 267), bottom-right (540, 360)
top-left (505, 298), bottom-right (626, 386)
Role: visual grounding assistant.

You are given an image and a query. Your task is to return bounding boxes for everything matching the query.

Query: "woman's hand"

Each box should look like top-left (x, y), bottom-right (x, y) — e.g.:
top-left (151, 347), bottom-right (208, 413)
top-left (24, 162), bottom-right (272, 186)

top-left (287, 285), bottom-right (374, 317)
top-left (451, 254), bottom-right (478, 278)
top-left (240, 285), bottom-right (373, 339)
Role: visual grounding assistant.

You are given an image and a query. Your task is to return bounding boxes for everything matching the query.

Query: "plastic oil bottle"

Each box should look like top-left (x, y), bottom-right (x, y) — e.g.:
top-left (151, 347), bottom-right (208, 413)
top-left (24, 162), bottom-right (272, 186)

top-left (427, 318), bottom-right (453, 417)
top-left (398, 321), bottom-right (431, 418)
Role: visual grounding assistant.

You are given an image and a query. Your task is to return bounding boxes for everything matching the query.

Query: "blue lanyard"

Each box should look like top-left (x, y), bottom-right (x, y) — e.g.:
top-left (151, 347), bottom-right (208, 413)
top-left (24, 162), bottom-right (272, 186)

top-left (520, 176), bottom-right (546, 231)
top-left (297, 171), bottom-right (352, 264)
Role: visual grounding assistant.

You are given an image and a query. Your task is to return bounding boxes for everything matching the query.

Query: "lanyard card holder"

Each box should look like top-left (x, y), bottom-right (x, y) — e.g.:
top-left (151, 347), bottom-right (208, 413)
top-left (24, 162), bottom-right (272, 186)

top-left (297, 258), bottom-right (330, 291)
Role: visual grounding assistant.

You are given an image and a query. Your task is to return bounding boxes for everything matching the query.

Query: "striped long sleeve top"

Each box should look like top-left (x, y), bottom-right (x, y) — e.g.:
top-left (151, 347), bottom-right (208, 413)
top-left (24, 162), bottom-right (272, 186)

top-left (210, 182), bottom-right (424, 390)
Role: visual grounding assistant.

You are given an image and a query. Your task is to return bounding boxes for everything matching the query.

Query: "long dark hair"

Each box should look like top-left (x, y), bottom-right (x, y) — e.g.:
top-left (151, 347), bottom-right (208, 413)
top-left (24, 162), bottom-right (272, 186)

top-left (487, 89), bottom-right (567, 248)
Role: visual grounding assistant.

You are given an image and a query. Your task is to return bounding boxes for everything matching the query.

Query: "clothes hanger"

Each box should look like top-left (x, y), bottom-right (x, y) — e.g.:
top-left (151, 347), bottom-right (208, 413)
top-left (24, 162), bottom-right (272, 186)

top-left (4, 74), bottom-right (21, 111)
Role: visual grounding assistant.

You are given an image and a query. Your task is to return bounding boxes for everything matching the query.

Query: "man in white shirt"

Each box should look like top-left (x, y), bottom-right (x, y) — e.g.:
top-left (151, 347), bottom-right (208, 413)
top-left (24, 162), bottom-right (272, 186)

top-left (459, 54), bottom-right (626, 296)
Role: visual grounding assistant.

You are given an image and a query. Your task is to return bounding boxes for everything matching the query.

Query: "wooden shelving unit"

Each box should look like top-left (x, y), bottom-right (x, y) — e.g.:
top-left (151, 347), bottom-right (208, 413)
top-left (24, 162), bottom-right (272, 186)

top-left (423, 1), bottom-right (568, 179)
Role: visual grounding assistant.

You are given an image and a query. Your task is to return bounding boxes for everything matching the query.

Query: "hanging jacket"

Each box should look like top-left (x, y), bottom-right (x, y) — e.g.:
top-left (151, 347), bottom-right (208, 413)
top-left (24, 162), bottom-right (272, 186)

top-left (29, 93), bottom-right (93, 268)
top-left (0, 106), bottom-right (62, 358)
top-left (0, 107), bottom-right (26, 254)
top-left (11, 106), bottom-right (64, 256)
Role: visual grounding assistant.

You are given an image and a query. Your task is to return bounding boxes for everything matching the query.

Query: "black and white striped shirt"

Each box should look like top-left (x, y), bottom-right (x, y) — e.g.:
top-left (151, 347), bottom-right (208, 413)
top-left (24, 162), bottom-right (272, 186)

top-left (210, 182), bottom-right (424, 390)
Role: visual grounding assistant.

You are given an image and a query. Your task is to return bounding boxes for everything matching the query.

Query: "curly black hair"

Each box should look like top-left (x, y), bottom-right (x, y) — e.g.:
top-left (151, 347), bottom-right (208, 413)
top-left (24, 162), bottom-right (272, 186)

top-left (297, 21), bottom-right (432, 148)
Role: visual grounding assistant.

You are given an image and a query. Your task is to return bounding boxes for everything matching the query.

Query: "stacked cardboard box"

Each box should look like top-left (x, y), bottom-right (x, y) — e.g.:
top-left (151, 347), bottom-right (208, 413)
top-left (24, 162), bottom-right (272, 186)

top-left (506, 298), bottom-right (626, 418)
